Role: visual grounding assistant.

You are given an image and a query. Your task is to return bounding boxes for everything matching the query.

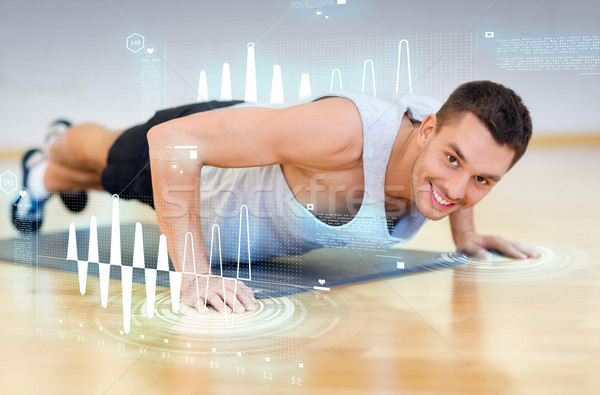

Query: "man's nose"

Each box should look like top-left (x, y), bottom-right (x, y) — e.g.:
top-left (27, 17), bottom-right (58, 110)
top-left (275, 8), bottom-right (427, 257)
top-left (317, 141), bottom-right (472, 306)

top-left (443, 173), bottom-right (469, 202)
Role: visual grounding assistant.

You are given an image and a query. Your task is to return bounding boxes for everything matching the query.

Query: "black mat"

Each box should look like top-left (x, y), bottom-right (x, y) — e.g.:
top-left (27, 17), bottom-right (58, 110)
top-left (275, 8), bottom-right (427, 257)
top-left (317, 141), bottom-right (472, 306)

top-left (0, 224), bottom-right (464, 297)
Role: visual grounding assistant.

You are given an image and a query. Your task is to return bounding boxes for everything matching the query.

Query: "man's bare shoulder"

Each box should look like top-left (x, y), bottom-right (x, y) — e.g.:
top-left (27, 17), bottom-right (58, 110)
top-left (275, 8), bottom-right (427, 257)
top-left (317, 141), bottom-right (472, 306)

top-left (272, 96), bottom-right (364, 169)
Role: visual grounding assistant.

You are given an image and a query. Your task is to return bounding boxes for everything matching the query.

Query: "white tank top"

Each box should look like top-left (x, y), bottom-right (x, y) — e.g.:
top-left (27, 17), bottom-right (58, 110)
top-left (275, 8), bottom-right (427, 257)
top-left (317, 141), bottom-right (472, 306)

top-left (199, 92), bottom-right (442, 263)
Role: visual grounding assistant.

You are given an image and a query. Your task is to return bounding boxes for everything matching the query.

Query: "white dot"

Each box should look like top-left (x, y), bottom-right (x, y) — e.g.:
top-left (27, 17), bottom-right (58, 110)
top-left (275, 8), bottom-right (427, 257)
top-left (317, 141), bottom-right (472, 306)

top-left (99, 327), bottom-right (103, 331)
top-left (140, 334), bottom-right (144, 339)
top-left (164, 339), bottom-right (169, 344)
top-left (58, 320), bottom-right (63, 324)
top-left (120, 331), bottom-right (123, 335)
top-left (299, 363), bottom-right (304, 368)
top-left (79, 323), bottom-right (83, 328)
top-left (187, 343), bottom-right (191, 348)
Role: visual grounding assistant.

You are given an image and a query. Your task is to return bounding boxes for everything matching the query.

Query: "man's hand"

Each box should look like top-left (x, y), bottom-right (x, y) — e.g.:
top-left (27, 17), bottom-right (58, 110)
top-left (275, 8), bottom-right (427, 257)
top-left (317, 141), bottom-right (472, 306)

top-left (181, 274), bottom-right (257, 314)
top-left (454, 230), bottom-right (541, 260)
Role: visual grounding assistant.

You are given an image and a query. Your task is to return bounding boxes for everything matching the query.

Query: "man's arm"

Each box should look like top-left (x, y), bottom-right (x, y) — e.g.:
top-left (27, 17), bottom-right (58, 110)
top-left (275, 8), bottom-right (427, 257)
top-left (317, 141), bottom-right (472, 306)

top-left (450, 207), bottom-right (540, 259)
top-left (147, 98), bottom-right (362, 313)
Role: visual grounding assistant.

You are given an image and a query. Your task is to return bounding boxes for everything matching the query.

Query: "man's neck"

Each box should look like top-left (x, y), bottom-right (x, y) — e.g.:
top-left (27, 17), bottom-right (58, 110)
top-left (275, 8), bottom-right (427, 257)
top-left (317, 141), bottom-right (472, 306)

top-left (385, 114), bottom-right (421, 201)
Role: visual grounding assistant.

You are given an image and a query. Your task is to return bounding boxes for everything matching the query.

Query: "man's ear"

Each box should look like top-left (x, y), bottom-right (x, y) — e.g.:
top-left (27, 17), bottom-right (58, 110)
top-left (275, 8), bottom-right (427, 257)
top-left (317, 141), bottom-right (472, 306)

top-left (417, 114), bottom-right (437, 148)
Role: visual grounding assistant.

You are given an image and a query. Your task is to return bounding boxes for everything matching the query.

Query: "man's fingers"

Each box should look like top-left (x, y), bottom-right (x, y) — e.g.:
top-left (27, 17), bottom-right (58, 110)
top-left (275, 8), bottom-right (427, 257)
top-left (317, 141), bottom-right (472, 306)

top-left (212, 280), bottom-right (256, 314)
top-left (207, 293), bottom-right (232, 314)
top-left (482, 236), bottom-right (528, 259)
top-left (223, 280), bottom-right (257, 311)
top-left (514, 242), bottom-right (542, 258)
top-left (181, 276), bottom-right (259, 314)
top-left (234, 281), bottom-right (258, 310)
top-left (236, 289), bottom-right (257, 312)
top-left (483, 236), bottom-right (542, 260)
top-left (459, 241), bottom-right (491, 260)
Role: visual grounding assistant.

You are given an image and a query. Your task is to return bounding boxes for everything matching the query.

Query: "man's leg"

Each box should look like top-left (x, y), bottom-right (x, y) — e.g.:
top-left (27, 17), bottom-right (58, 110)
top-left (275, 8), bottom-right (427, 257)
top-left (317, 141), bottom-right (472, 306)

top-left (12, 100), bottom-right (244, 232)
top-left (45, 123), bottom-right (122, 192)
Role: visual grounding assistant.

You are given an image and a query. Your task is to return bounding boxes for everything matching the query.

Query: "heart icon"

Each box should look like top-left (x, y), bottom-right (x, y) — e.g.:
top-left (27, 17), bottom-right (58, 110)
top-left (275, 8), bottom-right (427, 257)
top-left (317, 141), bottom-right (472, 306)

top-left (19, 188), bottom-right (27, 198)
top-left (318, 279), bottom-right (325, 285)
top-left (146, 47), bottom-right (155, 55)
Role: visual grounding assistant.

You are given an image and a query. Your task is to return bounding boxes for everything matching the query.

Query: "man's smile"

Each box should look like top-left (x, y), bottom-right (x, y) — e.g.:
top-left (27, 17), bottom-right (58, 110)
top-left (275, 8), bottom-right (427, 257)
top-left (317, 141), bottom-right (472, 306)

top-left (429, 182), bottom-right (456, 209)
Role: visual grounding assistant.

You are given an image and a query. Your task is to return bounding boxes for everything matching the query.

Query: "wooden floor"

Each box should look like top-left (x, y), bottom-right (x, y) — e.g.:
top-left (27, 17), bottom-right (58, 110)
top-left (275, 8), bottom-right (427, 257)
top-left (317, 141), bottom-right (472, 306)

top-left (0, 144), bottom-right (599, 395)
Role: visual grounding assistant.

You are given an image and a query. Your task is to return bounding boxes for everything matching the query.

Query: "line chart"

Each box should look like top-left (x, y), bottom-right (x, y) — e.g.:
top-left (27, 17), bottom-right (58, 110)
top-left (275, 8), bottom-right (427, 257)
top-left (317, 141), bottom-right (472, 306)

top-left (66, 195), bottom-right (253, 333)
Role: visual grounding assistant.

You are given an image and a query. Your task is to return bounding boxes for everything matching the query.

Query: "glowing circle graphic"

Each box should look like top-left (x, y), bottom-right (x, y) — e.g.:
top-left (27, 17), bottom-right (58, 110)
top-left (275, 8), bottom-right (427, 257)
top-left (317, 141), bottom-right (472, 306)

top-left (85, 288), bottom-right (366, 363)
top-left (432, 244), bottom-right (587, 282)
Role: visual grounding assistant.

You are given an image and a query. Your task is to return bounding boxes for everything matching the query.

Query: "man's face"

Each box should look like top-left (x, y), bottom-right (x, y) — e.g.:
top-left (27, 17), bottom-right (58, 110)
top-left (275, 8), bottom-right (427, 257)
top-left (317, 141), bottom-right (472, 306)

top-left (411, 112), bottom-right (516, 220)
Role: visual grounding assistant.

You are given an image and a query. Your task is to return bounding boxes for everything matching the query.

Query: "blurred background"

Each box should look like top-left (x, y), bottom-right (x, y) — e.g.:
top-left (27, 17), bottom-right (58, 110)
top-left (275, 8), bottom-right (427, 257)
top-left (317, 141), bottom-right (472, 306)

top-left (1, 0), bottom-right (598, 152)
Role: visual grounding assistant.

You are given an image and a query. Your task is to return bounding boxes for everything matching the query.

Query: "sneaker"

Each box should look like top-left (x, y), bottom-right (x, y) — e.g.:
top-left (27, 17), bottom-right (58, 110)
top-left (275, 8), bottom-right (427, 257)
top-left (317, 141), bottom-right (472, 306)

top-left (11, 149), bottom-right (49, 233)
top-left (44, 119), bottom-right (89, 213)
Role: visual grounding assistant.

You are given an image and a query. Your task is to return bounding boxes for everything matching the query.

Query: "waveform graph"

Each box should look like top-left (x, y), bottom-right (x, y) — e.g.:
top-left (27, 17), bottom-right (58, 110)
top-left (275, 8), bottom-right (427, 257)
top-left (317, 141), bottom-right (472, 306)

top-left (361, 59), bottom-right (376, 97)
top-left (65, 198), bottom-right (265, 335)
top-left (66, 194), bottom-right (187, 334)
top-left (396, 39), bottom-right (413, 95)
top-left (330, 68), bottom-right (343, 92)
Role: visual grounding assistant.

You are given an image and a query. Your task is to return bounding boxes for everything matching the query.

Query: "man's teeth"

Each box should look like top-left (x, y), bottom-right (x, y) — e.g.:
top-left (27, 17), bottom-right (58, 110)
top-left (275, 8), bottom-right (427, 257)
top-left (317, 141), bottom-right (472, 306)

top-left (432, 187), bottom-right (452, 206)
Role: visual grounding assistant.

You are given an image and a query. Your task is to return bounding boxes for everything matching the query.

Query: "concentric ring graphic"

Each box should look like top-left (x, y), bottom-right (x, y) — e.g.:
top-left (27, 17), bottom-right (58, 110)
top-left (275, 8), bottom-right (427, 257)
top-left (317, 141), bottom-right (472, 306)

top-left (431, 244), bottom-right (588, 282)
top-left (85, 287), bottom-right (367, 363)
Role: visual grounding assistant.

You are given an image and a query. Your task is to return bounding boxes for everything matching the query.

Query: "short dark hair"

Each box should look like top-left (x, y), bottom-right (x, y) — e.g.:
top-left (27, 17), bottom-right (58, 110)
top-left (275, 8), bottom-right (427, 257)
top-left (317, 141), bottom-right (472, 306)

top-left (436, 80), bottom-right (532, 167)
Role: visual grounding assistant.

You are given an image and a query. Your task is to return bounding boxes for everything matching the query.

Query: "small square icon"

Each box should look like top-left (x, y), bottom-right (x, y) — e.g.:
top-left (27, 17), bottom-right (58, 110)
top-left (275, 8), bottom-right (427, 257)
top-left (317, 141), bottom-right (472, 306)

top-left (397, 261), bottom-right (405, 269)
top-left (265, 357), bottom-right (270, 362)
top-left (307, 203), bottom-right (314, 210)
top-left (237, 352), bottom-right (242, 357)
top-left (212, 347), bottom-right (216, 352)
top-left (485, 32), bottom-right (494, 38)
top-left (337, 0), bottom-right (346, 4)
top-left (190, 150), bottom-right (197, 159)
top-left (299, 363), bottom-right (304, 368)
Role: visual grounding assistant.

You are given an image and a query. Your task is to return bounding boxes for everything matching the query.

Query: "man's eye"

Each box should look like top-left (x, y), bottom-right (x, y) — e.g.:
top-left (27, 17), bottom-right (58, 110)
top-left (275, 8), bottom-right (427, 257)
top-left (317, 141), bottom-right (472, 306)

top-left (447, 155), bottom-right (458, 166)
top-left (474, 176), bottom-right (488, 185)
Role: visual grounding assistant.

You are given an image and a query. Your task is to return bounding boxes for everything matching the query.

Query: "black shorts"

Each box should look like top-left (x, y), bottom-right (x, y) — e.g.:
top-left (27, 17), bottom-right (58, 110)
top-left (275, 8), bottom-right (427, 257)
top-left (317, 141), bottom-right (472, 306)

top-left (100, 100), bottom-right (243, 208)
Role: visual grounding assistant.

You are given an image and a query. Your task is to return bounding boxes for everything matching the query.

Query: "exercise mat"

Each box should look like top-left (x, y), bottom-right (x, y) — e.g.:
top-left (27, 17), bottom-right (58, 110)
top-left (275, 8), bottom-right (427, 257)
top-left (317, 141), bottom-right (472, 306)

top-left (0, 223), bottom-right (465, 297)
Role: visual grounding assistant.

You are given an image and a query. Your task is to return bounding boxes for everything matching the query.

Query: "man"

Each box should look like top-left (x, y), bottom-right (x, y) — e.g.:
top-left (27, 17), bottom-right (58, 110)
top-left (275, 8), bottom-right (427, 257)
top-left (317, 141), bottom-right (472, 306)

top-left (12, 80), bottom-right (539, 314)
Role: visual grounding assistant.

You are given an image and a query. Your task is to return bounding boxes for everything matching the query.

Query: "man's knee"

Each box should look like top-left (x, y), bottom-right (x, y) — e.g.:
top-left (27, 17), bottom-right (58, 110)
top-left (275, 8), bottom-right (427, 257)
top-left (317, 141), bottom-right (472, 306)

top-left (48, 123), bottom-right (115, 172)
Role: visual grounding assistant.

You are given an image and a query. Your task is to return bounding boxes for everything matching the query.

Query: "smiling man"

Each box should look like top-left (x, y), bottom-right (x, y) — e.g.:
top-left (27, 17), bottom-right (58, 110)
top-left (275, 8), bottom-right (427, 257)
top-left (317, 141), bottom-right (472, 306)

top-left (12, 80), bottom-right (539, 314)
